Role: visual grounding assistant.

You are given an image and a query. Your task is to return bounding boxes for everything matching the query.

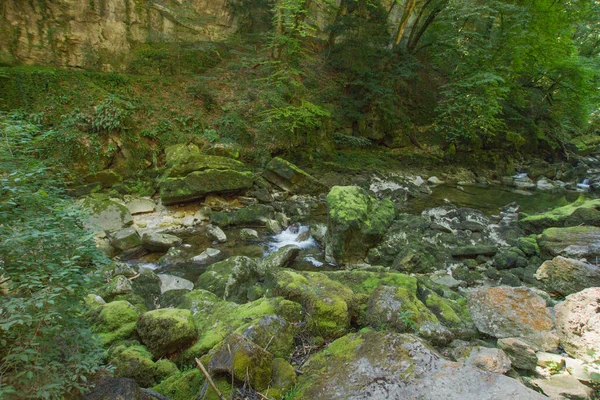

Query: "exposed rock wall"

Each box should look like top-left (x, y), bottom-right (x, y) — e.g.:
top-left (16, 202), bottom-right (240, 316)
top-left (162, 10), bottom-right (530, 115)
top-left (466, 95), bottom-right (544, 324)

top-left (0, 0), bottom-right (262, 71)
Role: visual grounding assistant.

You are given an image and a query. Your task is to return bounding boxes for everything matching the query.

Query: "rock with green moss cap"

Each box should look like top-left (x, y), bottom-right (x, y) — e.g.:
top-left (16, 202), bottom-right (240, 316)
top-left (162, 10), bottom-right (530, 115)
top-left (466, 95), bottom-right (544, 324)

top-left (196, 256), bottom-right (261, 302)
top-left (152, 369), bottom-right (204, 400)
top-left (109, 227), bottom-right (142, 251)
top-left (208, 333), bottom-right (274, 391)
top-left (153, 359), bottom-right (179, 382)
top-left (141, 232), bottom-right (182, 252)
top-left (292, 331), bottom-right (546, 399)
top-left (263, 157), bottom-right (327, 194)
top-left (80, 194), bottom-right (133, 234)
top-left (537, 226), bottom-right (600, 261)
top-left (267, 358), bottom-right (297, 398)
top-left (161, 145), bottom-right (255, 205)
top-left (210, 204), bottom-right (275, 227)
top-left (324, 186), bottom-right (395, 264)
top-left (520, 197), bottom-right (600, 234)
top-left (242, 315), bottom-right (296, 359)
top-left (137, 308), bottom-right (197, 357)
top-left (534, 256), bottom-right (600, 296)
top-left (91, 300), bottom-right (140, 346)
top-left (267, 269), bottom-right (356, 338)
top-left (109, 344), bottom-right (156, 388)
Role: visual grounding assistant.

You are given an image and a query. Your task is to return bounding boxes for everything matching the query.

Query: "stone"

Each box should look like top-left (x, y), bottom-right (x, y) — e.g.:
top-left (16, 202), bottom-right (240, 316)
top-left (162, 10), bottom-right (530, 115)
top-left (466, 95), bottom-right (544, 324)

top-left (493, 248), bottom-right (528, 270)
top-left (497, 338), bottom-right (538, 370)
top-left (554, 288), bottom-right (600, 363)
top-left (160, 149), bottom-right (254, 205)
top-left (125, 197), bottom-right (156, 215)
top-left (536, 179), bottom-right (556, 190)
top-left (195, 256), bottom-right (261, 302)
top-left (90, 300), bottom-right (139, 346)
top-left (294, 331), bottom-right (546, 399)
top-left (265, 219), bottom-right (283, 234)
top-left (537, 226), bottom-right (600, 261)
top-left (106, 275), bottom-right (133, 297)
top-left (81, 194), bottom-right (133, 234)
top-left (428, 176), bottom-right (444, 185)
top-left (240, 228), bottom-right (259, 240)
top-left (137, 309), bottom-right (197, 357)
top-left (534, 256), bottom-right (600, 296)
top-left (531, 374), bottom-right (594, 400)
top-left (158, 274), bottom-right (194, 293)
top-left (141, 232), bottom-right (183, 252)
top-left (263, 157), bottom-right (326, 195)
top-left (451, 245), bottom-right (498, 258)
top-left (191, 248), bottom-right (222, 264)
top-left (565, 357), bottom-right (600, 382)
top-left (458, 346), bottom-right (512, 374)
top-left (109, 344), bottom-right (156, 388)
top-left (83, 376), bottom-right (150, 400)
top-left (208, 333), bottom-right (274, 391)
top-left (109, 227), bottom-right (141, 251)
top-left (242, 315), bottom-right (295, 359)
top-left (206, 224), bottom-right (227, 243)
top-left (154, 359), bottom-right (179, 382)
top-left (520, 198), bottom-right (600, 234)
top-left (536, 352), bottom-right (565, 370)
top-left (210, 204), bottom-right (275, 227)
top-left (260, 245), bottom-right (300, 272)
top-left (84, 169), bottom-right (123, 188)
top-left (324, 186), bottom-right (395, 264)
top-left (130, 268), bottom-right (162, 311)
top-left (152, 369), bottom-right (204, 400)
top-left (467, 286), bottom-right (554, 338)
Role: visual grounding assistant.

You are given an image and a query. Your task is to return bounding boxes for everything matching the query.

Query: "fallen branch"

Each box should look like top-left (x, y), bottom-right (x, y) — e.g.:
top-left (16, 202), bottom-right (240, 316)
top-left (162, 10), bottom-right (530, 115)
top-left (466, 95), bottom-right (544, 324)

top-left (195, 358), bottom-right (226, 400)
top-left (128, 273), bottom-right (141, 281)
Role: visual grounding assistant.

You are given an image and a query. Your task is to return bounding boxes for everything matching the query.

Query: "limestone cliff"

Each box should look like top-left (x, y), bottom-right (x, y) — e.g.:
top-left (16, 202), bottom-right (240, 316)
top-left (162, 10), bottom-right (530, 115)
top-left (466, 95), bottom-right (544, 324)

top-left (0, 0), bottom-right (270, 71)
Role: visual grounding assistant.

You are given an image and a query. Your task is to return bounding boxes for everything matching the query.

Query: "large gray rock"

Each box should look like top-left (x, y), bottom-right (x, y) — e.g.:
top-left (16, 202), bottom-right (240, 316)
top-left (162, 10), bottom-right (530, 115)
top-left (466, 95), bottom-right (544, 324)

top-left (125, 197), bottom-right (156, 215)
top-left (141, 232), bottom-right (182, 252)
top-left (534, 256), bottom-right (600, 296)
top-left (554, 288), bottom-right (600, 363)
top-left (158, 274), bottom-right (194, 293)
top-left (81, 194), bottom-right (133, 234)
top-left (324, 186), bottom-right (395, 264)
top-left (497, 337), bottom-right (538, 370)
top-left (109, 227), bottom-right (141, 251)
top-left (160, 144), bottom-right (254, 205)
top-left (531, 374), bottom-right (594, 400)
top-left (260, 245), bottom-right (300, 272)
top-left (456, 346), bottom-right (512, 374)
top-left (467, 286), bottom-right (554, 338)
top-left (263, 157), bottom-right (326, 194)
top-left (537, 226), bottom-right (600, 261)
top-left (206, 224), bottom-right (227, 243)
top-left (295, 331), bottom-right (547, 400)
top-left (195, 256), bottom-right (261, 302)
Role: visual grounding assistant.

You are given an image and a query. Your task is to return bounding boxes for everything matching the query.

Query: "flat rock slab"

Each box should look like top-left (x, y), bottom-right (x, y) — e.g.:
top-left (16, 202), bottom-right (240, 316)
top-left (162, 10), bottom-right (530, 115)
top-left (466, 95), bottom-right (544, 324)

top-left (537, 226), bottom-right (600, 261)
top-left (467, 286), bottom-right (554, 338)
top-left (295, 331), bottom-right (546, 400)
top-left (158, 274), bottom-right (194, 293)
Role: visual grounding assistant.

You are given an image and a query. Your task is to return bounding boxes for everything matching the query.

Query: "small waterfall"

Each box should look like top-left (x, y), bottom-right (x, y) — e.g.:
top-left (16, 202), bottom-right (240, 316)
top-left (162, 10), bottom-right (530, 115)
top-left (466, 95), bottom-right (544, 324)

top-left (267, 225), bottom-right (317, 253)
top-left (577, 178), bottom-right (591, 190)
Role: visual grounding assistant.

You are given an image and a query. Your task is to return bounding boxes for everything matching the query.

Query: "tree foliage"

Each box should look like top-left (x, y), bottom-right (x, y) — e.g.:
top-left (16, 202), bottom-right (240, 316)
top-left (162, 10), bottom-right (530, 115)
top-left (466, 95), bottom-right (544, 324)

top-left (0, 113), bottom-right (107, 399)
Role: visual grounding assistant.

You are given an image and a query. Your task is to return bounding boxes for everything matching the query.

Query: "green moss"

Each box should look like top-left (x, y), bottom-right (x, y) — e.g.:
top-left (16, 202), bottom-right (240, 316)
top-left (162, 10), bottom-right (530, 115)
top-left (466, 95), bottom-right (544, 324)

top-left (270, 358), bottom-right (297, 395)
top-left (136, 308), bottom-right (197, 357)
top-left (153, 369), bottom-right (205, 400)
top-left (154, 359), bottom-right (180, 382)
top-left (424, 292), bottom-right (462, 325)
top-left (110, 343), bottom-right (156, 388)
top-left (91, 300), bottom-right (139, 346)
top-left (520, 197), bottom-right (600, 233)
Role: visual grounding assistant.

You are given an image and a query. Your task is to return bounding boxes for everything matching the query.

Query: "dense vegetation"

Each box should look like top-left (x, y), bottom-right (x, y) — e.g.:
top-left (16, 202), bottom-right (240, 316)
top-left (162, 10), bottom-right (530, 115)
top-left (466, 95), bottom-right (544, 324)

top-left (1, 0), bottom-right (600, 398)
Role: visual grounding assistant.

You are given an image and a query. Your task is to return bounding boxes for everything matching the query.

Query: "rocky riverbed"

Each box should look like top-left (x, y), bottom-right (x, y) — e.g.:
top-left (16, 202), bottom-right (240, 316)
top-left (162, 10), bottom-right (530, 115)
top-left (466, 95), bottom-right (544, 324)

top-left (81, 144), bottom-right (600, 400)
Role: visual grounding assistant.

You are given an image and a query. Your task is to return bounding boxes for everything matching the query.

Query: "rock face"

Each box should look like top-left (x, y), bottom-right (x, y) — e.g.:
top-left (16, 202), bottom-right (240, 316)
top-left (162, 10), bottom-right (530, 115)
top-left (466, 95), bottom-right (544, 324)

top-left (141, 232), bottom-right (182, 252)
top-left (136, 309), bottom-right (197, 357)
top-left (457, 346), bottom-right (512, 374)
top-left (520, 198), bottom-right (600, 234)
top-left (294, 331), bottom-right (546, 400)
top-left (535, 256), bottom-right (600, 296)
top-left (324, 186), bottom-right (395, 264)
top-left (467, 286), bottom-right (554, 338)
top-left (81, 194), bottom-right (133, 234)
top-left (537, 226), bottom-right (600, 261)
top-left (160, 144), bottom-right (254, 205)
top-left (0, 0), bottom-right (260, 70)
top-left (554, 288), bottom-right (600, 363)
top-left (263, 157), bottom-right (326, 194)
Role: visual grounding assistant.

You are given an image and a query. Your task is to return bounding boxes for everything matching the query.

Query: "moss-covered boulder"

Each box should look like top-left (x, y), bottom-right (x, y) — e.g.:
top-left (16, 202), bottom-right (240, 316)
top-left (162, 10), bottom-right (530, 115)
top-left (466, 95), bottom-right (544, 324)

top-left (109, 227), bottom-right (142, 251)
top-left (520, 198), bottom-right (600, 234)
top-left (160, 144), bottom-right (254, 205)
top-left (324, 186), bottom-right (395, 264)
top-left (152, 369), bottom-right (205, 400)
top-left (154, 359), bottom-right (179, 382)
top-left (210, 204), bottom-right (275, 227)
top-left (141, 232), bottom-right (182, 252)
top-left (292, 331), bottom-right (545, 399)
top-left (195, 256), bottom-right (261, 302)
top-left (566, 134), bottom-right (600, 156)
top-left (537, 225), bottom-right (600, 260)
top-left (535, 256), bottom-right (600, 296)
top-left (263, 157), bottom-right (326, 194)
top-left (267, 358), bottom-right (297, 399)
top-left (208, 333), bottom-right (274, 391)
top-left (80, 194), bottom-right (133, 234)
top-left (130, 267), bottom-right (162, 310)
top-left (267, 269), bottom-right (356, 338)
top-left (91, 300), bottom-right (140, 346)
top-left (242, 315), bottom-right (296, 359)
top-left (109, 344), bottom-right (156, 388)
top-left (178, 291), bottom-right (302, 362)
top-left (137, 309), bottom-right (197, 357)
